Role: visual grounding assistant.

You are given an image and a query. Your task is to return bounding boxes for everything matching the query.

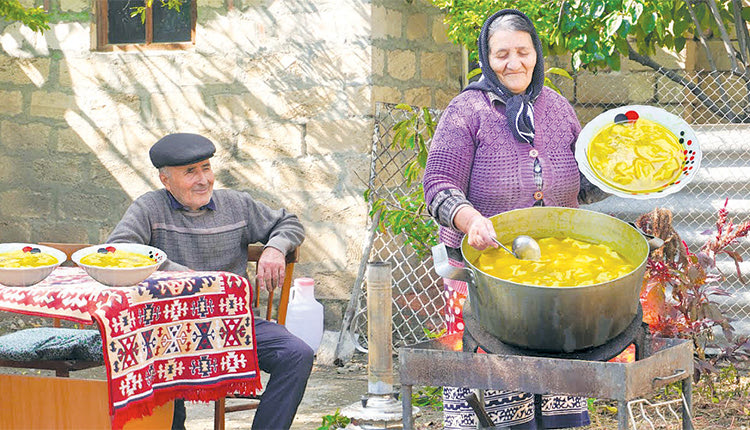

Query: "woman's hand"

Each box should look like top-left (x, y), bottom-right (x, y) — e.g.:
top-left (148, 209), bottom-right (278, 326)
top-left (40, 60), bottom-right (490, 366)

top-left (454, 206), bottom-right (498, 251)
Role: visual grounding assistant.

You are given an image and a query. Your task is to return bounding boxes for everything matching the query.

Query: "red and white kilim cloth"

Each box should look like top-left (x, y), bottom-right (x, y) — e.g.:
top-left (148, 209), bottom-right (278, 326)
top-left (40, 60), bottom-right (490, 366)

top-left (0, 266), bottom-right (261, 430)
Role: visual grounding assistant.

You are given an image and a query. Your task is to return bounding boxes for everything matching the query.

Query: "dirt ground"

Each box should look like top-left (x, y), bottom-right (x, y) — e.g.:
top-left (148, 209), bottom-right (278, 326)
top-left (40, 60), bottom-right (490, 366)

top-left (246, 354), bottom-right (750, 430)
top-left (2, 350), bottom-right (749, 429)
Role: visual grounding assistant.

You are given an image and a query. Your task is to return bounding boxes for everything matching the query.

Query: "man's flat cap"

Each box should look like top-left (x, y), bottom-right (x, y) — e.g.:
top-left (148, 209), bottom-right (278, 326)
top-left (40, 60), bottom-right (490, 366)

top-left (149, 133), bottom-right (216, 168)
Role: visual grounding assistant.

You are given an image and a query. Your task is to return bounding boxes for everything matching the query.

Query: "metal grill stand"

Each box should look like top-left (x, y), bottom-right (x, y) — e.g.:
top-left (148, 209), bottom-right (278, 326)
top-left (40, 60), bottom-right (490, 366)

top-left (462, 306), bottom-right (649, 361)
top-left (398, 315), bottom-right (694, 430)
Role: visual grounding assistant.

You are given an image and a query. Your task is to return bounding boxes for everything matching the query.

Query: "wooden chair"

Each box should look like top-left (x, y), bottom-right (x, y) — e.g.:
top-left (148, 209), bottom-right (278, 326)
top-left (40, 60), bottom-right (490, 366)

top-left (212, 244), bottom-right (299, 430)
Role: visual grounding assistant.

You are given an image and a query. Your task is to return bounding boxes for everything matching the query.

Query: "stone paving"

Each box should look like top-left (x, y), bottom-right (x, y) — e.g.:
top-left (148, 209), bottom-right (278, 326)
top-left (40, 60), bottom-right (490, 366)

top-left (185, 355), bottom-right (371, 430)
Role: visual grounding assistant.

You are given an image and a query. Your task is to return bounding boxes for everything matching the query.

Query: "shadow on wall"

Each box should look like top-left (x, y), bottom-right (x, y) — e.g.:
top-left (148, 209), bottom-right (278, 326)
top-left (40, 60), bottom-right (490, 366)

top-left (0, 2), bottom-right (372, 279)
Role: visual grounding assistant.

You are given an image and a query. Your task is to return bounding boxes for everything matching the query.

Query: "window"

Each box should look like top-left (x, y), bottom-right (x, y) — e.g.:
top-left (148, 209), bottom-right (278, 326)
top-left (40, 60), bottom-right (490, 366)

top-left (96, 0), bottom-right (196, 50)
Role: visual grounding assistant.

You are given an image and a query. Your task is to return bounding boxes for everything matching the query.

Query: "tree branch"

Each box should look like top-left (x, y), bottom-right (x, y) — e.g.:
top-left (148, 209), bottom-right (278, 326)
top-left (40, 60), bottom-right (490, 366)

top-left (706, 0), bottom-right (741, 73)
top-left (730, 0), bottom-right (750, 108)
top-left (627, 43), bottom-right (746, 122)
top-left (731, 0), bottom-right (749, 67)
top-left (687, 0), bottom-right (718, 72)
top-left (686, 0), bottom-right (730, 106)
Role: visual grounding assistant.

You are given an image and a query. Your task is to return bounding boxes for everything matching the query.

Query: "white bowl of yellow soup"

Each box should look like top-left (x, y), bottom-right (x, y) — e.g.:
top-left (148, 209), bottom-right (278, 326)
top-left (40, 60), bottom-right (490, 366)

top-left (575, 105), bottom-right (701, 199)
top-left (71, 243), bottom-right (167, 287)
top-left (0, 243), bottom-right (68, 287)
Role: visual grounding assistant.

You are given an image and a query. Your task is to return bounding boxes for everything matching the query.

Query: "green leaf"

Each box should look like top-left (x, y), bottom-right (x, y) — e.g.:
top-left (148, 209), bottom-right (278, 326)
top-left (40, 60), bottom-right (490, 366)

top-left (742, 6), bottom-right (750, 21)
top-left (417, 146), bottom-right (428, 168)
top-left (571, 51), bottom-right (584, 70)
top-left (615, 37), bottom-right (630, 57)
top-left (392, 127), bottom-right (406, 149)
top-left (544, 77), bottom-right (562, 94)
top-left (605, 13), bottom-right (623, 38)
top-left (421, 107), bottom-right (433, 127)
top-left (657, 1), bottom-right (672, 22)
top-left (605, 52), bottom-right (621, 70)
top-left (662, 33), bottom-right (673, 49)
top-left (406, 134), bottom-right (416, 150)
top-left (546, 67), bottom-right (572, 79)
top-left (591, 0), bottom-right (606, 18)
top-left (561, 15), bottom-right (577, 33)
top-left (641, 11), bottom-right (656, 34)
top-left (630, 1), bottom-right (644, 23)
top-left (394, 103), bottom-right (413, 112)
top-left (674, 36), bottom-right (686, 53)
top-left (617, 20), bottom-right (631, 37)
top-left (568, 33), bottom-right (587, 51)
top-left (467, 67), bottom-right (482, 81)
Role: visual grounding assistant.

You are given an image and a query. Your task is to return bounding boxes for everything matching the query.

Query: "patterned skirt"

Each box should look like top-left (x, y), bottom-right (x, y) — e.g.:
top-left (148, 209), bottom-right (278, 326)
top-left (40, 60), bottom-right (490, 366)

top-left (442, 265), bottom-right (590, 430)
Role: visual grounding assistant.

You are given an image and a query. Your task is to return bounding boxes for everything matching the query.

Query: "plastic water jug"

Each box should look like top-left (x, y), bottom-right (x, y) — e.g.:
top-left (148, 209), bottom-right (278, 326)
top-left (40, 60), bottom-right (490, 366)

top-left (285, 277), bottom-right (324, 352)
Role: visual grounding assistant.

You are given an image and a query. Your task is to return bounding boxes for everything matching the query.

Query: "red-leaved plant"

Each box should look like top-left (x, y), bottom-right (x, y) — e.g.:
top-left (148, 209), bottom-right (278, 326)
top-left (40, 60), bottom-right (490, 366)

top-left (637, 199), bottom-right (750, 382)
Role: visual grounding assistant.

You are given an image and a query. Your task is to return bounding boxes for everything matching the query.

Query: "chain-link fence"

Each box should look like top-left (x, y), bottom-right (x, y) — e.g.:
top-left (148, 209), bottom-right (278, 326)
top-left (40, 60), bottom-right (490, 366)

top-left (340, 69), bottom-right (750, 353)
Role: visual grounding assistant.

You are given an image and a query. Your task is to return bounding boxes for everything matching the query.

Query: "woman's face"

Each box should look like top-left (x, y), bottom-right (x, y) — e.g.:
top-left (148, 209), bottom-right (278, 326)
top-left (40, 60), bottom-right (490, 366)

top-left (488, 29), bottom-right (537, 95)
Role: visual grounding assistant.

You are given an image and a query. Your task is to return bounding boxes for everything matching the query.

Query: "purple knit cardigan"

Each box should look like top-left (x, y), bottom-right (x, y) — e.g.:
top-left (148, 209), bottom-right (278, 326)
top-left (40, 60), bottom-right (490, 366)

top-left (423, 87), bottom-right (582, 248)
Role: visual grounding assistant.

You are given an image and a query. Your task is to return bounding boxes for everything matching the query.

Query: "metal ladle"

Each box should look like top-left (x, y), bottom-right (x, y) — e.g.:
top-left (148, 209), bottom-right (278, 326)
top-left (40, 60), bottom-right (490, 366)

top-left (492, 235), bottom-right (542, 260)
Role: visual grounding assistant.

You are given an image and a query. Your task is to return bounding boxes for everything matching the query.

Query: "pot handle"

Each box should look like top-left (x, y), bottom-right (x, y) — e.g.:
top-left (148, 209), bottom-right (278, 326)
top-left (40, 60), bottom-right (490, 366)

top-left (431, 244), bottom-right (474, 284)
top-left (628, 221), bottom-right (666, 251)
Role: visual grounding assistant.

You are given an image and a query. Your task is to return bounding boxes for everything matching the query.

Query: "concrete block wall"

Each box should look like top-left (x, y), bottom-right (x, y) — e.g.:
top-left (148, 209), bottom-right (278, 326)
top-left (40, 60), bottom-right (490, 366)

top-left (372, 0), bottom-right (461, 109)
top-left (544, 43), bottom-right (694, 125)
top-left (551, 38), bottom-right (748, 126)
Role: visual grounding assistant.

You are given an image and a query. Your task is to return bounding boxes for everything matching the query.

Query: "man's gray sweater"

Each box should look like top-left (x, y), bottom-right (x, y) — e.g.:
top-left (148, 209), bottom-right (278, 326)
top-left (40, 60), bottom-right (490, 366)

top-left (107, 189), bottom-right (305, 279)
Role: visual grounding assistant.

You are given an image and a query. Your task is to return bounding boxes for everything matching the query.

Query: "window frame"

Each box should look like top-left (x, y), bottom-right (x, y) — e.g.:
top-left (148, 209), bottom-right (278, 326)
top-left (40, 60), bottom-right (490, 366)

top-left (95, 0), bottom-right (197, 52)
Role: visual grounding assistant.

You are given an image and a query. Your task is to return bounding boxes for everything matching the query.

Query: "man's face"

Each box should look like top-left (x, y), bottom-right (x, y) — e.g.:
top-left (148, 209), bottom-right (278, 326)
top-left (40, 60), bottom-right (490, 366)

top-left (159, 159), bottom-right (215, 211)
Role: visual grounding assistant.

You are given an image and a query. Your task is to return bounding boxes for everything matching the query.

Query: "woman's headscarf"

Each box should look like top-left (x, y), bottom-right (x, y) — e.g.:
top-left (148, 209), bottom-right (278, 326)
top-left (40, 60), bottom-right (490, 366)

top-left (464, 9), bottom-right (546, 145)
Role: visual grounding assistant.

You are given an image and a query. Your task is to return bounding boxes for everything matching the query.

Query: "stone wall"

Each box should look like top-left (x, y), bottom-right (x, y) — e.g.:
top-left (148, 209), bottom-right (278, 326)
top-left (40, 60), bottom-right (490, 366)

top-left (549, 39), bottom-right (747, 125)
top-left (372, 0), bottom-right (461, 109)
top-left (0, 0), bottom-right (461, 329)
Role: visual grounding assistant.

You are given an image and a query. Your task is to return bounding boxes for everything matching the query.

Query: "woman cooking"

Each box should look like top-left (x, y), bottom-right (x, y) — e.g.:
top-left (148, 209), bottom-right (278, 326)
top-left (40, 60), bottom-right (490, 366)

top-left (422, 9), bottom-right (607, 430)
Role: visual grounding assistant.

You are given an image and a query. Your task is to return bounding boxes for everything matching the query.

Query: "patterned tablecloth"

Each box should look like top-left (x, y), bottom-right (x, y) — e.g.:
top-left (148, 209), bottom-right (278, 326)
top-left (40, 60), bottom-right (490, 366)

top-left (0, 266), bottom-right (261, 430)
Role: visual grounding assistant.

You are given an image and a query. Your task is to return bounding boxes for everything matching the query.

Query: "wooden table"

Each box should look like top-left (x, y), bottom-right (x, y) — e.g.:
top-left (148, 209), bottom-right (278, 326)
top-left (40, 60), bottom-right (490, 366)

top-left (0, 267), bottom-right (261, 430)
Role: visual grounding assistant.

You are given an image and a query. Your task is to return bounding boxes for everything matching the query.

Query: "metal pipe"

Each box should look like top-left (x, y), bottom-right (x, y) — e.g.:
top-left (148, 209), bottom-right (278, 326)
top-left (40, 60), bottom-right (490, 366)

top-left (366, 260), bottom-right (393, 395)
top-left (341, 260), bottom-right (417, 428)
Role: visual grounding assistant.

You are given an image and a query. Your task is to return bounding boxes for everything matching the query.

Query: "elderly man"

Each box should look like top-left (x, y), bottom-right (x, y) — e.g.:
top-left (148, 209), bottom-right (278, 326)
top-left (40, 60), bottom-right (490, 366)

top-left (107, 133), bottom-right (313, 430)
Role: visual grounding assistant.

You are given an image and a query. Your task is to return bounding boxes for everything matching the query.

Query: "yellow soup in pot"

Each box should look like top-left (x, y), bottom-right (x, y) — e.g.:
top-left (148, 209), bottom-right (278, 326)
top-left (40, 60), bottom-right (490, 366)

top-left (587, 118), bottom-right (683, 193)
top-left (475, 237), bottom-right (635, 287)
top-left (80, 250), bottom-right (156, 268)
top-left (0, 250), bottom-right (59, 268)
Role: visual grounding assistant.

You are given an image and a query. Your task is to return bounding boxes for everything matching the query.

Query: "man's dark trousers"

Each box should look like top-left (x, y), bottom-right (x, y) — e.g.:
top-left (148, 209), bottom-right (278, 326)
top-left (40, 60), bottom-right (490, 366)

top-left (172, 318), bottom-right (315, 430)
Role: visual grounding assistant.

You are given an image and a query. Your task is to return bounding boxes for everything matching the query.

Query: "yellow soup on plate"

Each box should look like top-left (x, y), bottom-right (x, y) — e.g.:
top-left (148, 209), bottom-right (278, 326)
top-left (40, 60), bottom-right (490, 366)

top-left (587, 118), bottom-right (684, 193)
top-left (0, 250), bottom-right (59, 268)
top-left (475, 236), bottom-right (635, 286)
top-left (80, 250), bottom-right (156, 268)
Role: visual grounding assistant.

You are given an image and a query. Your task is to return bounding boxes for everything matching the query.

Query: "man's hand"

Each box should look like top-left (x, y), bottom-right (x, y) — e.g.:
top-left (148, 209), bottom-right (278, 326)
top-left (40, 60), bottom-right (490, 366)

top-left (256, 247), bottom-right (286, 292)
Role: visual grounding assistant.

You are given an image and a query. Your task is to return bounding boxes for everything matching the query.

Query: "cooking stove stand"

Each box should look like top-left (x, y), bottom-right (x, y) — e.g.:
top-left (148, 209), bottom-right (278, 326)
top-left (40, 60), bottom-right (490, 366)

top-left (462, 305), bottom-right (650, 362)
top-left (399, 319), bottom-right (694, 429)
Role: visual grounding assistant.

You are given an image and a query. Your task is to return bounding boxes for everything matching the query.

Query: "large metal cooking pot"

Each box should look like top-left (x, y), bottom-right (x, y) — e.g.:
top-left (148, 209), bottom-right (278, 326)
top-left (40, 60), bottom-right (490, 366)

top-left (433, 207), bottom-right (649, 353)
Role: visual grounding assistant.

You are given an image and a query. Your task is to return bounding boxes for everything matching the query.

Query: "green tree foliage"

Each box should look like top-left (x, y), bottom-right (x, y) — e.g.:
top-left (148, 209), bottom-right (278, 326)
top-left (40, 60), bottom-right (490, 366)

top-left (430, 0), bottom-right (750, 122)
top-left (130, 0), bottom-right (183, 23)
top-left (0, 0), bottom-right (49, 32)
top-left (0, 0), bottom-right (183, 31)
top-left (366, 105), bottom-right (439, 257)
